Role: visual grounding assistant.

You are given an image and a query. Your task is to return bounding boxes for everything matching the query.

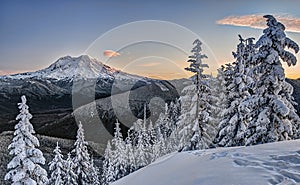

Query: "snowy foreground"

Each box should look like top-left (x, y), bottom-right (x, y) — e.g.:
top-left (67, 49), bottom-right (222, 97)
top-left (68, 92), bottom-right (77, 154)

top-left (112, 140), bottom-right (300, 185)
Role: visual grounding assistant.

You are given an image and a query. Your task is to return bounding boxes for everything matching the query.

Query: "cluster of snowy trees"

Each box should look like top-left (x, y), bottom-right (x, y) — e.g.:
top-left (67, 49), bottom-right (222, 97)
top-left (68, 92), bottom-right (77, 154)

top-left (176, 15), bottom-right (300, 148)
top-left (102, 103), bottom-right (180, 184)
top-left (48, 122), bottom-right (100, 185)
top-left (102, 15), bottom-right (300, 183)
top-left (214, 15), bottom-right (300, 146)
top-left (5, 95), bottom-right (100, 185)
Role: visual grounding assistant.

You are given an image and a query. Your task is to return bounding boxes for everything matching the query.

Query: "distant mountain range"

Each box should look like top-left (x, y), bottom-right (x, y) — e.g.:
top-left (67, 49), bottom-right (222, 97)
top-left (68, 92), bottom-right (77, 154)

top-left (0, 55), bottom-right (181, 140)
top-left (0, 55), bottom-right (299, 143)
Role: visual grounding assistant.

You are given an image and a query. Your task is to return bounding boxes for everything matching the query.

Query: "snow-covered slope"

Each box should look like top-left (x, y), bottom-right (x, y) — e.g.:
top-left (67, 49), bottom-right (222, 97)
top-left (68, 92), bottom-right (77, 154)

top-left (113, 140), bottom-right (300, 185)
top-left (3, 55), bottom-right (116, 80)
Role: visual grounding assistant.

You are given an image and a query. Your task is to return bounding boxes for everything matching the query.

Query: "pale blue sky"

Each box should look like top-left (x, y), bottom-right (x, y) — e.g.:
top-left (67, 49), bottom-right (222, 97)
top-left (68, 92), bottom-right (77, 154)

top-left (1, 0), bottom-right (299, 78)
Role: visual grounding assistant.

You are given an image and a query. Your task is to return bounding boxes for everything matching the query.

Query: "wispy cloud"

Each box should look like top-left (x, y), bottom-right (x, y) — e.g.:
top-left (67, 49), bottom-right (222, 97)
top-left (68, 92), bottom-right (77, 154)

top-left (103, 50), bottom-right (120, 57)
top-left (137, 62), bottom-right (161, 67)
top-left (217, 14), bottom-right (300, 33)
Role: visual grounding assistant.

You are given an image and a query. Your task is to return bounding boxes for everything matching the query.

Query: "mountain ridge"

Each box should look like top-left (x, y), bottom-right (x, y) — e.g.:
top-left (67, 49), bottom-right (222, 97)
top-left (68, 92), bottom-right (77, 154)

top-left (0, 55), bottom-right (180, 139)
top-left (0, 55), bottom-right (299, 145)
top-left (2, 55), bottom-right (118, 80)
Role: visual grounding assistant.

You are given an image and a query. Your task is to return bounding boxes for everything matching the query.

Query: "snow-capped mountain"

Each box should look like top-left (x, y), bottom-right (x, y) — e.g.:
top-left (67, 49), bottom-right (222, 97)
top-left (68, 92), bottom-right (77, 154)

top-left (0, 55), bottom-right (299, 141)
top-left (0, 55), bottom-right (180, 139)
top-left (3, 55), bottom-right (117, 80)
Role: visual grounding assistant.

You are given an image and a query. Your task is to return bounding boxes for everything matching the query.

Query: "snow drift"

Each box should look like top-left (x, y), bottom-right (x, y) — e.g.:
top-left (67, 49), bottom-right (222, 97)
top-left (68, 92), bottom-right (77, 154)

top-left (113, 140), bottom-right (300, 185)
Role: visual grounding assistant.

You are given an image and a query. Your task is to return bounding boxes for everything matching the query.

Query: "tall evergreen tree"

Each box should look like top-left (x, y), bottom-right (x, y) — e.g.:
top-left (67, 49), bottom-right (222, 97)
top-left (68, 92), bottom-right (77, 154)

top-left (48, 143), bottom-right (65, 185)
top-left (240, 15), bottom-right (300, 145)
top-left (124, 135), bottom-right (136, 173)
top-left (152, 125), bottom-right (167, 160)
top-left (176, 84), bottom-right (197, 150)
top-left (5, 95), bottom-right (48, 185)
top-left (135, 120), bottom-right (149, 168)
top-left (177, 39), bottom-right (216, 151)
top-left (111, 120), bottom-right (128, 180)
top-left (215, 35), bottom-right (254, 147)
top-left (101, 141), bottom-right (115, 185)
top-left (72, 122), bottom-right (100, 185)
top-left (214, 66), bottom-right (230, 121)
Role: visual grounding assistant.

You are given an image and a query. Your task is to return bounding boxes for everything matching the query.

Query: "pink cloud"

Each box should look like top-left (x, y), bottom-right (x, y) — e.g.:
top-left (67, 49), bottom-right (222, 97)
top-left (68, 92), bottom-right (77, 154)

top-left (103, 50), bottom-right (120, 57)
top-left (217, 14), bottom-right (300, 33)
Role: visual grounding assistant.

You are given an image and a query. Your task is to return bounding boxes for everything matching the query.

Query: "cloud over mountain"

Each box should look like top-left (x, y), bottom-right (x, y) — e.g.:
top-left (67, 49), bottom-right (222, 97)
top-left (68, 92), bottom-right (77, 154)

top-left (103, 50), bottom-right (120, 57)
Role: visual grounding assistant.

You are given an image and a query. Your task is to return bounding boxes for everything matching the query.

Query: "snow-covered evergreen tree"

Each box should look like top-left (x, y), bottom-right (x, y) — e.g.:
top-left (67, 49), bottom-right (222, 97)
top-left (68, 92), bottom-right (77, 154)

top-left (134, 120), bottom-right (149, 168)
top-left (185, 39), bottom-right (209, 89)
top-left (142, 105), bottom-right (153, 161)
top-left (48, 143), bottom-right (65, 185)
top-left (89, 158), bottom-right (100, 185)
top-left (101, 141), bottom-right (115, 185)
top-left (64, 153), bottom-right (78, 185)
top-left (214, 66), bottom-right (230, 121)
top-left (4, 95), bottom-right (48, 185)
top-left (176, 84), bottom-right (197, 150)
top-left (147, 121), bottom-right (157, 162)
top-left (163, 101), bottom-right (180, 137)
top-left (152, 125), bottom-right (167, 160)
top-left (101, 103), bottom-right (181, 181)
top-left (124, 135), bottom-right (136, 173)
top-left (72, 122), bottom-right (100, 185)
top-left (155, 104), bottom-right (171, 139)
top-left (177, 39), bottom-right (216, 151)
top-left (111, 120), bottom-right (128, 180)
top-left (240, 15), bottom-right (300, 145)
top-left (215, 35), bottom-right (254, 147)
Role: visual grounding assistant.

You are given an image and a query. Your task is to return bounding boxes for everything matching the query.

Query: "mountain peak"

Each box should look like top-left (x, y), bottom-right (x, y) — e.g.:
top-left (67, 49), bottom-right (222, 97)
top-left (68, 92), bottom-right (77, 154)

top-left (3, 55), bottom-right (117, 80)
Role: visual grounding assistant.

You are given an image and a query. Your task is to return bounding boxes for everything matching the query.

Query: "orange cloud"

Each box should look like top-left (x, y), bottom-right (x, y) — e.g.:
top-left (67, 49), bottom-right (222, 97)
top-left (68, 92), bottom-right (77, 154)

top-left (217, 14), bottom-right (300, 33)
top-left (103, 50), bottom-right (120, 57)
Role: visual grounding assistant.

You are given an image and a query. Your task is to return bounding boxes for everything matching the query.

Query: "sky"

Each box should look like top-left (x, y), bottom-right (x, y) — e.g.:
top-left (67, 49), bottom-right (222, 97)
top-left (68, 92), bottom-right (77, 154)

top-left (1, 0), bottom-right (300, 79)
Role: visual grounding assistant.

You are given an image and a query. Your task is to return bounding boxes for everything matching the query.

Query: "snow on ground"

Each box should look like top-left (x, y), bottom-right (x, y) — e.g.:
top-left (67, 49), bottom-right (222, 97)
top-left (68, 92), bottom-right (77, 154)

top-left (113, 140), bottom-right (300, 185)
